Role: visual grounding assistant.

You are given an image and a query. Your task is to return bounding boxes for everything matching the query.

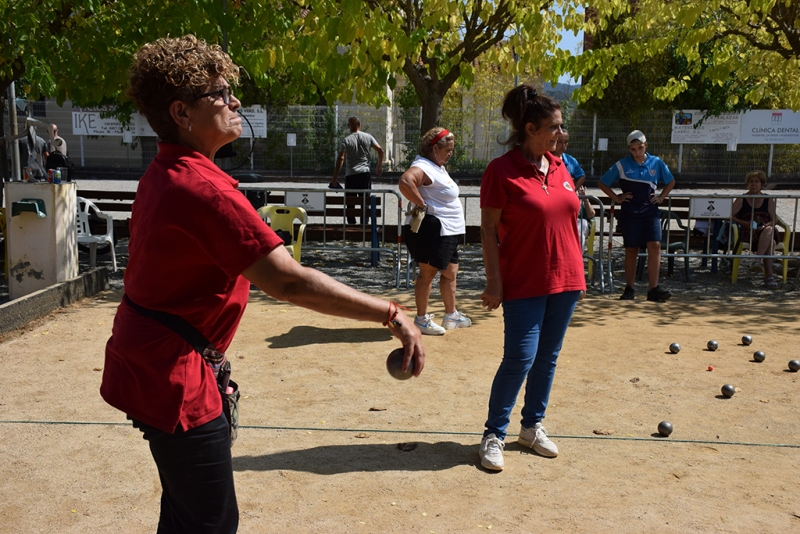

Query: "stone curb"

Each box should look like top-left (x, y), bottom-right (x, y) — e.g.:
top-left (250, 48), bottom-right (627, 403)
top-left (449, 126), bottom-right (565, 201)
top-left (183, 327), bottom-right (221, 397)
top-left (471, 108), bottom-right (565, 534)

top-left (0, 268), bottom-right (109, 336)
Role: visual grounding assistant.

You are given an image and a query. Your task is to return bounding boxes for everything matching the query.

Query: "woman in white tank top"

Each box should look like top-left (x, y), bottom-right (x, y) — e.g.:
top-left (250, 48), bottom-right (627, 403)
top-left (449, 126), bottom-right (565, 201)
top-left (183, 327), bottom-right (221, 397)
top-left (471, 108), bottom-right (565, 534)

top-left (398, 127), bottom-right (471, 336)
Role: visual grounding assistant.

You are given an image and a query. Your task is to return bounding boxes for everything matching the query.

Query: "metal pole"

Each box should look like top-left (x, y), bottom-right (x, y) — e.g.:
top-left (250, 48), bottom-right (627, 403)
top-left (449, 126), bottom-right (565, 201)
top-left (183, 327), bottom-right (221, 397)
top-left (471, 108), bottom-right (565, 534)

top-left (678, 144), bottom-right (683, 174)
top-left (7, 83), bottom-right (21, 181)
top-left (590, 112), bottom-right (597, 176)
top-left (767, 144), bottom-right (774, 177)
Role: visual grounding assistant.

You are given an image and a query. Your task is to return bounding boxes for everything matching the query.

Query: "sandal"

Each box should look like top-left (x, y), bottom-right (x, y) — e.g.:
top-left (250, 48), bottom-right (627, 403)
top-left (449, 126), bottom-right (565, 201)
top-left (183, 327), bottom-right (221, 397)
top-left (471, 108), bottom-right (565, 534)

top-left (763, 276), bottom-right (778, 289)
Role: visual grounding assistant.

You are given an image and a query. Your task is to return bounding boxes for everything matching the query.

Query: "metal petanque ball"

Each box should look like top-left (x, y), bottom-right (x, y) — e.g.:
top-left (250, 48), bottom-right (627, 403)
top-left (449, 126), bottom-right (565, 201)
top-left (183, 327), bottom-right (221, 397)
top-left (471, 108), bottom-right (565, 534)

top-left (386, 348), bottom-right (414, 380)
top-left (657, 421), bottom-right (673, 437)
top-left (741, 335), bottom-right (753, 346)
top-left (707, 340), bottom-right (719, 351)
top-left (753, 351), bottom-right (766, 362)
top-left (669, 343), bottom-right (681, 354)
top-left (789, 360), bottom-right (800, 372)
top-left (721, 384), bottom-right (736, 398)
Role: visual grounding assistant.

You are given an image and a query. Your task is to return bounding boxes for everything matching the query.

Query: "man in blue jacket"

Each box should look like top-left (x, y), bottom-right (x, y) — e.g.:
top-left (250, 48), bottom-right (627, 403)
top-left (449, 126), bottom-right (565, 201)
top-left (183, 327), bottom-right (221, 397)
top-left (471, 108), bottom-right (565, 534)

top-left (598, 130), bottom-right (675, 302)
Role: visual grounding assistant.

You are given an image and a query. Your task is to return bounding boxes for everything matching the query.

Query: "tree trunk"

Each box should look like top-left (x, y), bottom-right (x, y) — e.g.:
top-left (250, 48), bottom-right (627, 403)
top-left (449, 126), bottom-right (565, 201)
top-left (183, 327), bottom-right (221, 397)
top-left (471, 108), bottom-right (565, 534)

top-left (403, 59), bottom-right (459, 136)
top-left (419, 89), bottom-right (444, 135)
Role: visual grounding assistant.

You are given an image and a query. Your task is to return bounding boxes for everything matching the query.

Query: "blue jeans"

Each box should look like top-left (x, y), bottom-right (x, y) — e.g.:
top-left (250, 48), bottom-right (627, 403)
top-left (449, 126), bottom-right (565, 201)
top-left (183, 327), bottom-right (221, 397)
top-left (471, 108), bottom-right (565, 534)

top-left (483, 291), bottom-right (580, 440)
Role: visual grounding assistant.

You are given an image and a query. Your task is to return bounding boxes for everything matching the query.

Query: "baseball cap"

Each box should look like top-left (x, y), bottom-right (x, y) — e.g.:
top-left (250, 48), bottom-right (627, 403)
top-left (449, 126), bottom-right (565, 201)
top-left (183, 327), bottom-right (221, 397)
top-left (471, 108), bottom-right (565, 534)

top-left (627, 130), bottom-right (646, 145)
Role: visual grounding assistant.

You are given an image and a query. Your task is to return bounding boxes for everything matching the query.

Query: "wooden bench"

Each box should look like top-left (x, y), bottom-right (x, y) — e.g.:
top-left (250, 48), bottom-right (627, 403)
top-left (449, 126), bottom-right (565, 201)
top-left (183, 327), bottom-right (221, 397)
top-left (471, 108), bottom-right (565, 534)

top-left (245, 191), bottom-right (397, 242)
top-left (594, 197), bottom-right (705, 246)
top-left (76, 188), bottom-right (394, 242)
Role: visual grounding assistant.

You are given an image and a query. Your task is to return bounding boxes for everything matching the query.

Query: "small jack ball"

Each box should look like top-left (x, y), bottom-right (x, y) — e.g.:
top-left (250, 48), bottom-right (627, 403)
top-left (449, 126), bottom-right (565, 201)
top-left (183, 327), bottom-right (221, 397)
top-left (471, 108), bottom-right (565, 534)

top-left (788, 360), bottom-right (800, 372)
top-left (753, 351), bottom-right (766, 362)
top-left (657, 421), bottom-right (673, 437)
top-left (707, 340), bottom-right (719, 351)
top-left (721, 384), bottom-right (736, 398)
top-left (742, 335), bottom-right (753, 346)
top-left (669, 343), bottom-right (681, 354)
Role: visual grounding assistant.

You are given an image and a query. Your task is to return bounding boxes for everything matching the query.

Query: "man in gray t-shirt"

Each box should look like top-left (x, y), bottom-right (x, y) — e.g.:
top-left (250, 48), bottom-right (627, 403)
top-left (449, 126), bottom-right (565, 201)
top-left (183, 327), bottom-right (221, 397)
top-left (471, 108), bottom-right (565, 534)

top-left (330, 116), bottom-right (384, 224)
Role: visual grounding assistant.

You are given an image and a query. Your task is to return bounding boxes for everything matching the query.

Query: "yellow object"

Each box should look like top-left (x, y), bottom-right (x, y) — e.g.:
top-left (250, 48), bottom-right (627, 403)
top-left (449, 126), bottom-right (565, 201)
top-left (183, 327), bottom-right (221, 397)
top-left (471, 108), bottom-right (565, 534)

top-left (257, 205), bottom-right (307, 263)
top-left (730, 215), bottom-right (791, 284)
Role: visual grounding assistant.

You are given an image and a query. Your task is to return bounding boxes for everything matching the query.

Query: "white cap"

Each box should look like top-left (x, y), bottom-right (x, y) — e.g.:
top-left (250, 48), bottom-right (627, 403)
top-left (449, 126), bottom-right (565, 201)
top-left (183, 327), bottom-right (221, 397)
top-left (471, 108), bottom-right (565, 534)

top-left (627, 130), bottom-right (646, 145)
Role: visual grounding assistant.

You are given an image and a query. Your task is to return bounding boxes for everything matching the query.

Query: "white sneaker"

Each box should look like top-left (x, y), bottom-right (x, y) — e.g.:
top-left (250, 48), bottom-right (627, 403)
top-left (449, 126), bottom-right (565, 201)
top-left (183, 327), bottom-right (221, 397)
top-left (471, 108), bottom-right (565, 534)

top-left (518, 422), bottom-right (559, 458)
top-left (414, 314), bottom-right (445, 336)
top-left (442, 311), bottom-right (472, 330)
top-left (479, 433), bottom-right (505, 471)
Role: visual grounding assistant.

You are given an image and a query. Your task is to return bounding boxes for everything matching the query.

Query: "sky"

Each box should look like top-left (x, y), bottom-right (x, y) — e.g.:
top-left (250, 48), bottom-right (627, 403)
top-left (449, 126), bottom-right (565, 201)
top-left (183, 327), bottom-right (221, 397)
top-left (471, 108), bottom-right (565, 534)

top-left (559, 29), bottom-right (583, 85)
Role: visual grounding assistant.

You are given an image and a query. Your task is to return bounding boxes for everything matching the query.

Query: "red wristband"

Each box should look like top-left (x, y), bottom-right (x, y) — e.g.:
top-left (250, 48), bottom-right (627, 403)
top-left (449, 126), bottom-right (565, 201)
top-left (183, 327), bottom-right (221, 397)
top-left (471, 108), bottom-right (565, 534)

top-left (383, 302), bottom-right (409, 328)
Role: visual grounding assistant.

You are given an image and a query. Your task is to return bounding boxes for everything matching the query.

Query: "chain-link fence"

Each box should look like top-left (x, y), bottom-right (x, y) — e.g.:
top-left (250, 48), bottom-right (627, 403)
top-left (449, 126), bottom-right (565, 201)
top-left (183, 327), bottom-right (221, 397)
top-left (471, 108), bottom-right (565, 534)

top-left (5, 100), bottom-right (800, 184)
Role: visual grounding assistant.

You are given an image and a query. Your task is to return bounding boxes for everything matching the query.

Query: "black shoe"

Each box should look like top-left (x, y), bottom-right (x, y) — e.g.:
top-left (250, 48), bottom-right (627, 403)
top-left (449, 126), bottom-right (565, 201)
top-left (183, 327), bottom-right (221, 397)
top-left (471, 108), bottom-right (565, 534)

top-left (646, 286), bottom-right (672, 302)
top-left (619, 286), bottom-right (635, 300)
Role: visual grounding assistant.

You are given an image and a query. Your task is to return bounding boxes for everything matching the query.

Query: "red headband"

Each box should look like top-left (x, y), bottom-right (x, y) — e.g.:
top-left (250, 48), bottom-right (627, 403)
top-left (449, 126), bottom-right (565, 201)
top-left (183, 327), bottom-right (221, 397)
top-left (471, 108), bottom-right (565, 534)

top-left (429, 129), bottom-right (450, 146)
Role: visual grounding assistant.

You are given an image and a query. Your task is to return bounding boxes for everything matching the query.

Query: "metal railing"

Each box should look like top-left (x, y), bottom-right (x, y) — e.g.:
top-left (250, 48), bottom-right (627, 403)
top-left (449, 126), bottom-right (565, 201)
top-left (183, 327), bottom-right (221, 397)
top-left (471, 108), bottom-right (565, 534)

top-left (599, 193), bottom-right (800, 289)
top-left (237, 186), bottom-right (405, 287)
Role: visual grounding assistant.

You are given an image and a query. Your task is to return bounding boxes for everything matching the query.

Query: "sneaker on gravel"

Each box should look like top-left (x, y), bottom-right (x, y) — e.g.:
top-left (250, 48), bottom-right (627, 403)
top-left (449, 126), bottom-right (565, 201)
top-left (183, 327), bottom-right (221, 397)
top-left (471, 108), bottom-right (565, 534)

top-left (414, 314), bottom-right (445, 335)
top-left (442, 311), bottom-right (472, 330)
top-left (619, 285), bottom-right (635, 300)
top-left (646, 286), bottom-right (672, 302)
top-left (518, 422), bottom-right (559, 458)
top-left (479, 433), bottom-right (505, 470)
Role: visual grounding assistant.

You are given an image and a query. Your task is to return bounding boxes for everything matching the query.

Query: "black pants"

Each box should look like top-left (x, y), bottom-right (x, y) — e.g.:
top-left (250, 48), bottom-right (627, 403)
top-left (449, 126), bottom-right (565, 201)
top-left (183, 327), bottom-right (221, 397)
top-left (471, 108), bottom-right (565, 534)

top-left (131, 413), bottom-right (238, 534)
top-left (344, 172), bottom-right (372, 224)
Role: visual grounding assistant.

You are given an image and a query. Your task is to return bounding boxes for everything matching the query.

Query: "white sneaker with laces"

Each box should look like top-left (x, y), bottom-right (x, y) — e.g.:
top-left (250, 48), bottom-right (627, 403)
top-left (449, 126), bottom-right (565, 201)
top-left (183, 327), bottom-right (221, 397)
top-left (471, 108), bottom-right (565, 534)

top-left (518, 422), bottom-right (559, 458)
top-left (442, 311), bottom-right (472, 330)
top-left (414, 314), bottom-right (446, 336)
top-left (479, 433), bottom-right (505, 471)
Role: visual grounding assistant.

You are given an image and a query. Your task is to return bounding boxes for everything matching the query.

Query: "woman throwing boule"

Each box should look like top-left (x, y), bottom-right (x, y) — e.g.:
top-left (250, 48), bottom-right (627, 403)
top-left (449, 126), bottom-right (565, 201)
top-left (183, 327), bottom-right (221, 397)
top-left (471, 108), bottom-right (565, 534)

top-left (399, 127), bottom-right (471, 335)
top-left (101, 35), bottom-right (424, 533)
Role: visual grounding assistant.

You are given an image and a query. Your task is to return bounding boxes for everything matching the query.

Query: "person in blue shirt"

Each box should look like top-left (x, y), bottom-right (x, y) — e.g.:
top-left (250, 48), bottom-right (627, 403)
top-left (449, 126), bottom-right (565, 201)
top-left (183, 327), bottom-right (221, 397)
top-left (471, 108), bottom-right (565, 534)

top-left (553, 129), bottom-right (585, 188)
top-left (598, 130), bottom-right (675, 302)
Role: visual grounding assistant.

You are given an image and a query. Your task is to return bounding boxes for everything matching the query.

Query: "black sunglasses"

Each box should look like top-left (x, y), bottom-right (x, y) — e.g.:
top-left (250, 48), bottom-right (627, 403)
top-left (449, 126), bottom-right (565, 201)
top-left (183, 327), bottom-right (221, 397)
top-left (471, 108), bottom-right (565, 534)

top-left (194, 86), bottom-right (234, 105)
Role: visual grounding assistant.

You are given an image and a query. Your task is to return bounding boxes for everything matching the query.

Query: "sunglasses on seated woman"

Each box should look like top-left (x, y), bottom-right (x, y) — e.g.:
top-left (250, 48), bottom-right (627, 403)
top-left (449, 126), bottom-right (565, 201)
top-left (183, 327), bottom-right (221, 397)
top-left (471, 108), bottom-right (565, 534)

top-left (194, 86), bottom-right (234, 105)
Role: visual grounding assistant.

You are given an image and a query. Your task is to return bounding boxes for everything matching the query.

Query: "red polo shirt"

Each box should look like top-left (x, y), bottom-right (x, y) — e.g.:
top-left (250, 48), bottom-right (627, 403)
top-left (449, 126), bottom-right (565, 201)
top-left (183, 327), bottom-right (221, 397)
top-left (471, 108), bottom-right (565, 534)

top-left (480, 148), bottom-right (586, 301)
top-left (101, 143), bottom-right (283, 432)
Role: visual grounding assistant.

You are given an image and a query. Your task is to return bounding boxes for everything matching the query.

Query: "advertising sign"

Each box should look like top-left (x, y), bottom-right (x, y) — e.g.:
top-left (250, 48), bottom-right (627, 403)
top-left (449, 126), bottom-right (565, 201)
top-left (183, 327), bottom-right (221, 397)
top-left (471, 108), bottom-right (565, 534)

top-left (671, 110), bottom-right (741, 144)
top-left (737, 110), bottom-right (800, 144)
top-left (240, 106), bottom-right (267, 138)
top-left (73, 107), bottom-right (265, 138)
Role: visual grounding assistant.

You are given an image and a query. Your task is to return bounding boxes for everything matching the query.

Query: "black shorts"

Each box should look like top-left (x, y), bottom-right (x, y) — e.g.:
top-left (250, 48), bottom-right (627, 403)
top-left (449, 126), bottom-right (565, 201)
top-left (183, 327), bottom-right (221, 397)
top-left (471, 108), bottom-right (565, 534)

top-left (403, 214), bottom-right (461, 270)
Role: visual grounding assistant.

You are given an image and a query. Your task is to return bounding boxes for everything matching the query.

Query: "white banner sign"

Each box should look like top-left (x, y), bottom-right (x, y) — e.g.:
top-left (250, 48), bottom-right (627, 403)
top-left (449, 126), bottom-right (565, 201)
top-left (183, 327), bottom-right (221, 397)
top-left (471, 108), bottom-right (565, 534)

top-left (689, 198), bottom-right (733, 219)
top-left (72, 111), bottom-right (125, 136)
top-left (285, 191), bottom-right (325, 211)
top-left (72, 107), bottom-right (266, 138)
top-left (737, 110), bottom-right (800, 144)
top-left (671, 110), bottom-right (741, 144)
top-left (239, 106), bottom-right (267, 138)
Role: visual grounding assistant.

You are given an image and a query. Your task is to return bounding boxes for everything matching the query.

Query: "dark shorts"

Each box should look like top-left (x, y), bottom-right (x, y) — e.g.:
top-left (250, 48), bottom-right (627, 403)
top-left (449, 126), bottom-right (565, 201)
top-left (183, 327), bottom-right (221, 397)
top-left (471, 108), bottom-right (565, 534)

top-left (402, 214), bottom-right (460, 270)
top-left (619, 216), bottom-right (661, 249)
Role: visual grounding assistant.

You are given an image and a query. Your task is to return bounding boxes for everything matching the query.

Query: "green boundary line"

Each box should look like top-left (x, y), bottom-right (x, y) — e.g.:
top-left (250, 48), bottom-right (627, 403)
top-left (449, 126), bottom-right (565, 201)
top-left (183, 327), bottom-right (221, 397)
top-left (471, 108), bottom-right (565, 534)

top-left (1, 420), bottom-right (798, 448)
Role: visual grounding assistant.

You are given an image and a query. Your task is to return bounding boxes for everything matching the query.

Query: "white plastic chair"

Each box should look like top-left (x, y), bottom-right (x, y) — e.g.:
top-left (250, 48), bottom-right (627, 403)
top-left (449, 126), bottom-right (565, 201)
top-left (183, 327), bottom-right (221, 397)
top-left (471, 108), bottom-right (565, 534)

top-left (76, 197), bottom-right (117, 271)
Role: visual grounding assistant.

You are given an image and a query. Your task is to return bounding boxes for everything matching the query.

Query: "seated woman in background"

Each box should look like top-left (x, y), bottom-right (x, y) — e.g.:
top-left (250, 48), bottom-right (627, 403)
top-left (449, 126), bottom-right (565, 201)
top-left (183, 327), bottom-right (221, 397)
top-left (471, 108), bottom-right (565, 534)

top-left (731, 170), bottom-right (779, 288)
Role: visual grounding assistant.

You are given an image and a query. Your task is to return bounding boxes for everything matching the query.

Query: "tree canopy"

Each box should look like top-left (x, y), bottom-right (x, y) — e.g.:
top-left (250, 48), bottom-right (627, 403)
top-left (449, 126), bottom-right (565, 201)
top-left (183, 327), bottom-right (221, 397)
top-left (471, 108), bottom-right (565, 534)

top-left (291, 0), bottom-right (584, 133)
top-left (575, 0), bottom-right (800, 111)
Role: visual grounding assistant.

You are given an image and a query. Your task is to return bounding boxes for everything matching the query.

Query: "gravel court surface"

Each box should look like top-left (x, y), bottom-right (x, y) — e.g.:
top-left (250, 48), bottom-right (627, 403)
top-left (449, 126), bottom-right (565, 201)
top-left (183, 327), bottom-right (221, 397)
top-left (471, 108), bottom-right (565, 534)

top-left (1, 288), bottom-right (799, 533)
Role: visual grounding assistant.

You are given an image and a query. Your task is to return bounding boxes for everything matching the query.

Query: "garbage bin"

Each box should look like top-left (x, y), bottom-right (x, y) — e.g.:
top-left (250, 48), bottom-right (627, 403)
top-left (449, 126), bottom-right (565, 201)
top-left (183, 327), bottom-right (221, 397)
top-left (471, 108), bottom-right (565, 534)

top-left (4, 181), bottom-right (78, 300)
